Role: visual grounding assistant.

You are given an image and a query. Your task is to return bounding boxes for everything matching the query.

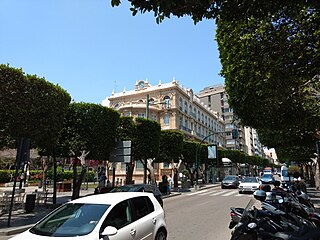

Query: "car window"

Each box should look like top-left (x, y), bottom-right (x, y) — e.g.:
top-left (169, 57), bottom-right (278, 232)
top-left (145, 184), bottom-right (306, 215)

top-left (30, 203), bottom-right (109, 237)
top-left (242, 178), bottom-right (258, 183)
top-left (102, 200), bottom-right (132, 230)
top-left (224, 176), bottom-right (236, 180)
top-left (131, 196), bottom-right (154, 221)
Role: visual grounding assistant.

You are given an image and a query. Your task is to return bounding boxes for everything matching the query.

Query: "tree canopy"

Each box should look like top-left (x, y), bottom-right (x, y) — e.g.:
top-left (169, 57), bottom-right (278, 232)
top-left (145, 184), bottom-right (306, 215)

top-left (0, 64), bottom-right (71, 151)
top-left (56, 102), bottom-right (120, 160)
top-left (158, 130), bottom-right (184, 163)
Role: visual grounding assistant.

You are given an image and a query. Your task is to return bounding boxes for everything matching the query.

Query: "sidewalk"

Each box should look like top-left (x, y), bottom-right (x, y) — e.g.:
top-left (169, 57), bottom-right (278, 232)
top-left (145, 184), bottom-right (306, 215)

top-left (0, 183), bottom-right (219, 236)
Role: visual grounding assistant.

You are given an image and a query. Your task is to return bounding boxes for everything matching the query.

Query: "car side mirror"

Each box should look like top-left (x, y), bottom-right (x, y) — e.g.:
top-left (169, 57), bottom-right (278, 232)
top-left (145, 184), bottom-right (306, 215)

top-left (101, 226), bottom-right (118, 237)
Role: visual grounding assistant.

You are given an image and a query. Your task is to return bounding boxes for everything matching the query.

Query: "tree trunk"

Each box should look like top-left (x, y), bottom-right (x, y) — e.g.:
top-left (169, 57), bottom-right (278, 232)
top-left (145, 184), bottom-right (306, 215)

top-left (147, 159), bottom-right (156, 184)
top-left (72, 165), bottom-right (87, 200)
top-left (126, 162), bottom-right (134, 184)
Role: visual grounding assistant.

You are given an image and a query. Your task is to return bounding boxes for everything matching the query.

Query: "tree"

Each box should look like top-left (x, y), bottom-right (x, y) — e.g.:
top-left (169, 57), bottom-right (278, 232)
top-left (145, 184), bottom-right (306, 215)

top-left (56, 102), bottom-right (120, 199)
top-left (158, 130), bottom-right (184, 187)
top-left (0, 64), bottom-right (71, 150)
top-left (216, 3), bottom-right (320, 134)
top-left (182, 141), bottom-right (197, 186)
top-left (134, 118), bottom-right (161, 183)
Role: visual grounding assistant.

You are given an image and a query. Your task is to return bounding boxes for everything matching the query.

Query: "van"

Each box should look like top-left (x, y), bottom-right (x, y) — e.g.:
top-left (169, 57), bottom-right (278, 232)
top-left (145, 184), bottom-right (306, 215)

top-left (280, 166), bottom-right (290, 182)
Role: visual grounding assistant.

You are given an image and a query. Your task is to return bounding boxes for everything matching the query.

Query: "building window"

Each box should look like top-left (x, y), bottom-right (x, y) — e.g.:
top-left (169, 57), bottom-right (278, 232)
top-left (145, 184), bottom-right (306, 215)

top-left (136, 161), bottom-right (144, 169)
top-left (121, 163), bottom-right (126, 169)
top-left (149, 98), bottom-right (154, 105)
top-left (164, 114), bottom-right (170, 126)
top-left (184, 101), bottom-right (188, 113)
top-left (163, 162), bottom-right (170, 168)
top-left (227, 140), bottom-right (236, 145)
top-left (138, 113), bottom-right (146, 118)
top-left (179, 97), bottom-right (183, 111)
top-left (208, 95), bottom-right (211, 102)
top-left (151, 114), bottom-right (157, 121)
top-left (123, 111), bottom-right (131, 117)
top-left (163, 96), bottom-right (170, 109)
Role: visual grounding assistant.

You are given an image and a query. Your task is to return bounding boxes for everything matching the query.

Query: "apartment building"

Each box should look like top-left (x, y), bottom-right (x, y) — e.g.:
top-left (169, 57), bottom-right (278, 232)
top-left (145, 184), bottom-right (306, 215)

top-left (197, 85), bottom-right (266, 157)
top-left (103, 79), bottom-right (226, 183)
top-left (197, 84), bottom-right (247, 152)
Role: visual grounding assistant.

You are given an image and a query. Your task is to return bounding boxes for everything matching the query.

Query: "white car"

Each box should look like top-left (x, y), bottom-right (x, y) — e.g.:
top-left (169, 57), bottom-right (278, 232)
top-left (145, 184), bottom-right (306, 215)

top-left (238, 177), bottom-right (260, 194)
top-left (10, 192), bottom-right (167, 240)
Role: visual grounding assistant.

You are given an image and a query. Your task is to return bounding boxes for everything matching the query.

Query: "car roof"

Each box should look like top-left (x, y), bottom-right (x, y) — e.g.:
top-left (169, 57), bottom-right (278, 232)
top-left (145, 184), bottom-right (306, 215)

top-left (70, 192), bottom-right (154, 205)
top-left (118, 184), bottom-right (153, 188)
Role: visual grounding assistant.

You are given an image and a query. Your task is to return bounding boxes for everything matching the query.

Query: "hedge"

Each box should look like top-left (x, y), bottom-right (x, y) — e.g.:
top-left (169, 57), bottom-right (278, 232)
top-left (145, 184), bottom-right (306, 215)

top-left (0, 169), bottom-right (96, 183)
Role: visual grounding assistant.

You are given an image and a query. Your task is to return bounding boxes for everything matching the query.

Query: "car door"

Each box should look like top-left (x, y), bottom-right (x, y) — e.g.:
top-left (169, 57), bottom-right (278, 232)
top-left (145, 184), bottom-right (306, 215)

top-left (130, 196), bottom-right (155, 240)
top-left (100, 199), bottom-right (138, 240)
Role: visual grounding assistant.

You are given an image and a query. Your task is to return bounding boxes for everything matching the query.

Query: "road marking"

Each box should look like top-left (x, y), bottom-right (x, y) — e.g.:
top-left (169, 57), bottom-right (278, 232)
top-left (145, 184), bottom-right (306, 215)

top-left (210, 190), bottom-right (228, 196)
top-left (199, 190), bottom-right (217, 195)
top-left (186, 189), bottom-right (210, 196)
top-left (222, 191), bottom-right (238, 196)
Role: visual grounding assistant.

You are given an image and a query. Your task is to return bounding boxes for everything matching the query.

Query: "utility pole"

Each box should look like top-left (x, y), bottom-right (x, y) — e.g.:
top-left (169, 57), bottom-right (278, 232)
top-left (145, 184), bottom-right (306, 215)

top-left (146, 94), bottom-right (149, 119)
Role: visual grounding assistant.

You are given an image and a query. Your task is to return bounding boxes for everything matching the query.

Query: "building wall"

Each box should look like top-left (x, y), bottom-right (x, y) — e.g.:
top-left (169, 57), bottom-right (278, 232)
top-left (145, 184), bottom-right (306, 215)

top-left (103, 79), bottom-right (226, 183)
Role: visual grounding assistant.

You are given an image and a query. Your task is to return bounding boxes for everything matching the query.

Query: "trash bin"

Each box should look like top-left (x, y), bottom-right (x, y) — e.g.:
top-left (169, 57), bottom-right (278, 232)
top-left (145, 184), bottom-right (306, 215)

top-left (25, 194), bottom-right (36, 213)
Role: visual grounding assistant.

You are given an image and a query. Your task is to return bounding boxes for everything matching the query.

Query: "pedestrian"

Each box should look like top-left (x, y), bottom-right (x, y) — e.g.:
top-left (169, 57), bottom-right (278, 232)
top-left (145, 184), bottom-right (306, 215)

top-left (99, 172), bottom-right (106, 189)
top-left (162, 175), bottom-right (168, 195)
top-left (167, 175), bottom-right (173, 194)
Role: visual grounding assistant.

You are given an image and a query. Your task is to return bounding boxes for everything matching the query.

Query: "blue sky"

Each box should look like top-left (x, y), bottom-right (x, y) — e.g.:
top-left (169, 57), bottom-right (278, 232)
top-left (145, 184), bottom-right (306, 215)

top-left (0, 0), bottom-right (224, 104)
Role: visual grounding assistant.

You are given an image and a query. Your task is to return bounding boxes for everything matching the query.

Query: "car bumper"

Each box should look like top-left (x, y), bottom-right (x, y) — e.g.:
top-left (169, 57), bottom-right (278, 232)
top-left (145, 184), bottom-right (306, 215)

top-left (238, 186), bottom-right (259, 193)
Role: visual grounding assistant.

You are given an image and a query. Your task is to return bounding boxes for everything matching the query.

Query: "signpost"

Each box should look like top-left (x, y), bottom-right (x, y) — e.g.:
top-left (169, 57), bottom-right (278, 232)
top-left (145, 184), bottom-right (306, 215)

top-left (109, 141), bottom-right (131, 187)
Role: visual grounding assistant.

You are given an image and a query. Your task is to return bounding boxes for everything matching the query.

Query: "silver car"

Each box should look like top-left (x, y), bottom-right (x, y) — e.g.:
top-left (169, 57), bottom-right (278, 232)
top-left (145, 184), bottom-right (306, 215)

top-left (221, 175), bottom-right (240, 189)
top-left (10, 192), bottom-right (167, 240)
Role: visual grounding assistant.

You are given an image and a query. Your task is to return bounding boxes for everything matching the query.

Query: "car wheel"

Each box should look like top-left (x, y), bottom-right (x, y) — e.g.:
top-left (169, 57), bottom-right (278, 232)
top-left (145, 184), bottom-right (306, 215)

top-left (238, 191), bottom-right (242, 194)
top-left (155, 229), bottom-right (167, 240)
top-left (221, 186), bottom-right (224, 189)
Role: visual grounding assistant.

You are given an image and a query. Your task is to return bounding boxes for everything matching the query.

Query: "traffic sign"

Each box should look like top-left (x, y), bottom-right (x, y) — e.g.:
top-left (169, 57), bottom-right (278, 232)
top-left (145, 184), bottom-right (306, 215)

top-left (109, 140), bottom-right (131, 163)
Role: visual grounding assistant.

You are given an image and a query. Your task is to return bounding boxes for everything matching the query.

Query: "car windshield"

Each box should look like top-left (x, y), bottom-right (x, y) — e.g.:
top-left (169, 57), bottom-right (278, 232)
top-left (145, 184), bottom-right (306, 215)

top-left (224, 176), bottom-right (236, 180)
top-left (29, 203), bottom-right (109, 237)
top-left (111, 185), bottom-right (142, 192)
top-left (262, 174), bottom-right (272, 178)
top-left (242, 177), bottom-right (258, 183)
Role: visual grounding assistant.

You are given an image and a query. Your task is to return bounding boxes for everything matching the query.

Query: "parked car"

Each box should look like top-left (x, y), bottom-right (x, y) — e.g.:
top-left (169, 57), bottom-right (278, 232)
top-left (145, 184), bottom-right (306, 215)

top-left (260, 173), bottom-right (275, 184)
top-left (221, 175), bottom-right (240, 189)
top-left (238, 176), bottom-right (260, 194)
top-left (110, 184), bottom-right (163, 208)
top-left (9, 192), bottom-right (167, 240)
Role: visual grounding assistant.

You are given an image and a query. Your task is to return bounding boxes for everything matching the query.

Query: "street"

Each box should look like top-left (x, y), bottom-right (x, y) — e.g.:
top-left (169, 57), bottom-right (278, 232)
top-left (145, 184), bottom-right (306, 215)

top-left (164, 187), bottom-right (253, 239)
top-left (1, 187), bottom-right (256, 240)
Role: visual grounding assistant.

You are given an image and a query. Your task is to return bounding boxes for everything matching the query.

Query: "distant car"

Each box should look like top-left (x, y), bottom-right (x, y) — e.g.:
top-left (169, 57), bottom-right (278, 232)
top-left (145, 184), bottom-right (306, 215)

top-left (260, 174), bottom-right (275, 184)
top-left (238, 177), bottom-right (260, 194)
top-left (221, 175), bottom-right (240, 189)
top-left (9, 192), bottom-right (167, 240)
top-left (110, 184), bottom-right (163, 208)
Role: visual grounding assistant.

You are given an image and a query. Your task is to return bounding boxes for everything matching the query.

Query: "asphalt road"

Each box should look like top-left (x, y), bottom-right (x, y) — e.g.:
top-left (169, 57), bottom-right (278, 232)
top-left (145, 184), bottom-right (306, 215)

top-left (164, 187), bottom-right (254, 240)
top-left (1, 187), bottom-right (260, 240)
